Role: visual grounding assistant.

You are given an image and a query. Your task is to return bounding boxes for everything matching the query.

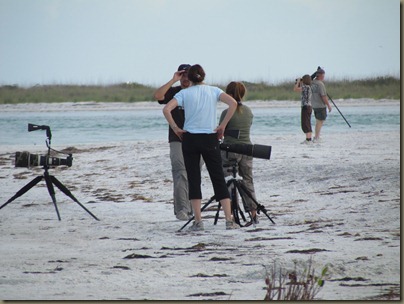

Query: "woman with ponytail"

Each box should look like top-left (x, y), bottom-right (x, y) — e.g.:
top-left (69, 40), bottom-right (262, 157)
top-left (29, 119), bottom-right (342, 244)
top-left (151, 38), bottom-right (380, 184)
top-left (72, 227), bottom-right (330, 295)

top-left (220, 81), bottom-right (259, 226)
top-left (163, 64), bottom-right (240, 231)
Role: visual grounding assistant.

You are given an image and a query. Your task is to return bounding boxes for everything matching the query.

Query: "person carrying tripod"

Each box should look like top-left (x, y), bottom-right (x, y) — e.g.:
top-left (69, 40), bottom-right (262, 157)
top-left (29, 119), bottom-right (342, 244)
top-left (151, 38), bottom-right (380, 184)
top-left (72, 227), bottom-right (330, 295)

top-left (311, 68), bottom-right (332, 142)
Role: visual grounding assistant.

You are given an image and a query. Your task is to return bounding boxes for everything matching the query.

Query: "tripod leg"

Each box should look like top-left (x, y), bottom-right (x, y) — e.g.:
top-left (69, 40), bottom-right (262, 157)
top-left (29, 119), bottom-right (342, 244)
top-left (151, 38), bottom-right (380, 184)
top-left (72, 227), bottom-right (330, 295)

top-left (44, 172), bottom-right (61, 220)
top-left (214, 202), bottom-right (221, 225)
top-left (225, 179), bottom-right (242, 225)
top-left (49, 175), bottom-right (100, 221)
top-left (231, 188), bottom-right (241, 225)
top-left (229, 180), bottom-right (248, 226)
top-left (234, 182), bottom-right (254, 219)
top-left (178, 195), bottom-right (215, 231)
top-left (237, 182), bottom-right (275, 224)
top-left (234, 193), bottom-right (247, 223)
top-left (0, 176), bottom-right (43, 210)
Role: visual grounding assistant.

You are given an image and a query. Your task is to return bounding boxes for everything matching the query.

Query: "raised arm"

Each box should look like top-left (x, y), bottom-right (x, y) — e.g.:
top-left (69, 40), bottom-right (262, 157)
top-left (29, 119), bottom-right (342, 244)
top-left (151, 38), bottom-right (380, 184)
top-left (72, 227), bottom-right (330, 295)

top-left (154, 71), bottom-right (184, 101)
top-left (293, 79), bottom-right (303, 92)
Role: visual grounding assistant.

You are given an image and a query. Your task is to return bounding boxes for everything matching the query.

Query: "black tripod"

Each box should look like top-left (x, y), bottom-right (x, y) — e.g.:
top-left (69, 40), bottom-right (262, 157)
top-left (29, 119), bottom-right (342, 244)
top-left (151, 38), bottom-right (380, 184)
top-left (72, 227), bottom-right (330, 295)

top-left (178, 159), bottom-right (274, 231)
top-left (218, 159), bottom-right (275, 227)
top-left (0, 125), bottom-right (99, 221)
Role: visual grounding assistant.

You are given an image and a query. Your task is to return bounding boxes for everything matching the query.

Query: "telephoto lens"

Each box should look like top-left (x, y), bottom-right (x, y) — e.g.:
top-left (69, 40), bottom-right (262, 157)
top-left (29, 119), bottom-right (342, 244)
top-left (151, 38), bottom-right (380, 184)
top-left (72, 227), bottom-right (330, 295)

top-left (219, 143), bottom-right (271, 160)
top-left (15, 151), bottom-right (73, 168)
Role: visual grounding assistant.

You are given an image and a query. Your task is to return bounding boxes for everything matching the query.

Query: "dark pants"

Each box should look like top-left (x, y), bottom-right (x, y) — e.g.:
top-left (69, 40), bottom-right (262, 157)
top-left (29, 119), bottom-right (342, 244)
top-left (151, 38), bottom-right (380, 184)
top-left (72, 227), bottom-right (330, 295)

top-left (182, 133), bottom-right (230, 201)
top-left (301, 105), bottom-right (313, 134)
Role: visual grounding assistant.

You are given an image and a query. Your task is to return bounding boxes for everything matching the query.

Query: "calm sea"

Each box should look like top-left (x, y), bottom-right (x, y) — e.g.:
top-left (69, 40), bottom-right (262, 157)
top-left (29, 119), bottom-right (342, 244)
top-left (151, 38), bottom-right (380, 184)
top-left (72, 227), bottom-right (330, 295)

top-left (0, 104), bottom-right (400, 147)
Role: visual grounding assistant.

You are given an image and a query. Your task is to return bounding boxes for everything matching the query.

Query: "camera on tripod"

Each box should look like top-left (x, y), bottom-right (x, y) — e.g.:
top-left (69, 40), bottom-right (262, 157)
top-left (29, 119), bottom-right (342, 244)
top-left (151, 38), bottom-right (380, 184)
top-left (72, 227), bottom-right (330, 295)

top-left (220, 143), bottom-right (271, 160)
top-left (15, 151), bottom-right (73, 168)
top-left (14, 123), bottom-right (73, 168)
top-left (1, 123), bottom-right (99, 221)
top-left (220, 129), bottom-right (271, 160)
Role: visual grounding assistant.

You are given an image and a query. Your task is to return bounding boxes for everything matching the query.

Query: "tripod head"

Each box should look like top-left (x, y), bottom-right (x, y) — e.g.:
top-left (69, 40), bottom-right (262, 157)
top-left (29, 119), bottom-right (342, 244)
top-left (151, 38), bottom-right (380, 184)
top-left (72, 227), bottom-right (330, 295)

top-left (223, 158), bottom-right (240, 179)
top-left (28, 123), bottom-right (52, 141)
top-left (28, 123), bottom-right (53, 156)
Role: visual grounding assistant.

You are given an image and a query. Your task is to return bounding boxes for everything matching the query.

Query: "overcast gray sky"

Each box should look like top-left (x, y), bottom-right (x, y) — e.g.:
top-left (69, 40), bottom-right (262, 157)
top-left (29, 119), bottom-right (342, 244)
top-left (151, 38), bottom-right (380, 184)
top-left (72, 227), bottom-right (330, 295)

top-left (0, 0), bottom-right (400, 87)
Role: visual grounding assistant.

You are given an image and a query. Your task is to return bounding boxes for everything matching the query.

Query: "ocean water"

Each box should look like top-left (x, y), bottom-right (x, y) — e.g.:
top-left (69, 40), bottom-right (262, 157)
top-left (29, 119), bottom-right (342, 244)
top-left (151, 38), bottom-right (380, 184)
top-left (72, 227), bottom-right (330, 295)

top-left (0, 104), bottom-right (400, 147)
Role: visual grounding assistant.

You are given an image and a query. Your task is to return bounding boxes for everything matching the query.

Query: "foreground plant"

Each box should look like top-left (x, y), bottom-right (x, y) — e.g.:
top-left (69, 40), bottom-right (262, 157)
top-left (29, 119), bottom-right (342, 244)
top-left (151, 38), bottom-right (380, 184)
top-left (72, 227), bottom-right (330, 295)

top-left (264, 258), bottom-right (328, 300)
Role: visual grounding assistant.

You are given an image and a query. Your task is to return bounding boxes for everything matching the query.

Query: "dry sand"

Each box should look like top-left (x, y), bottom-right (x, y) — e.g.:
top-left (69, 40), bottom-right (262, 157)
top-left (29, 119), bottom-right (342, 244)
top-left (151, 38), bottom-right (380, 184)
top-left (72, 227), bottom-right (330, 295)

top-left (0, 101), bottom-right (400, 300)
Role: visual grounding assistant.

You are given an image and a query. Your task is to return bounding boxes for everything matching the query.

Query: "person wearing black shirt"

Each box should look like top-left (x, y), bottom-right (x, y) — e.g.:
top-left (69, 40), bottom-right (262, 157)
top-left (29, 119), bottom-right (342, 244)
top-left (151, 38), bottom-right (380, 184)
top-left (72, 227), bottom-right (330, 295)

top-left (154, 64), bottom-right (193, 221)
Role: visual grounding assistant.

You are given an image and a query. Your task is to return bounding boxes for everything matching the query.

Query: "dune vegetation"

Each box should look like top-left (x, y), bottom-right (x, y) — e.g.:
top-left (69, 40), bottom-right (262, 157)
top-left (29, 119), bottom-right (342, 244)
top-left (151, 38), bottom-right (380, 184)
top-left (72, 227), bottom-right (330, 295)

top-left (0, 76), bottom-right (400, 104)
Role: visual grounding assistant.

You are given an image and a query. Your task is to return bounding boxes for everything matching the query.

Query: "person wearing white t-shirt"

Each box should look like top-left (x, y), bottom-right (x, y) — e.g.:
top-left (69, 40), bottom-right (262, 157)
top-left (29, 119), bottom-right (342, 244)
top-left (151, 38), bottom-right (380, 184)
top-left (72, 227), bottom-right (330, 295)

top-left (163, 64), bottom-right (239, 231)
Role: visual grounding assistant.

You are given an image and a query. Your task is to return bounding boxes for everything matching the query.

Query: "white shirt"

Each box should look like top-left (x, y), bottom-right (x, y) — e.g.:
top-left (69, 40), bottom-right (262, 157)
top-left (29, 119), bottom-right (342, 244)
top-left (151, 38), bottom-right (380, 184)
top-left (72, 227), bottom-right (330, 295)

top-left (174, 84), bottom-right (223, 134)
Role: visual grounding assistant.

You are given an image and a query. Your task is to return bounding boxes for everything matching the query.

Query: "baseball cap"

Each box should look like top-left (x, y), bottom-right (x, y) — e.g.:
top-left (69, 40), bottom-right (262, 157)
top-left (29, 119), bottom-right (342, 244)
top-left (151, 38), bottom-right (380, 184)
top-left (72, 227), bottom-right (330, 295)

top-left (178, 64), bottom-right (191, 71)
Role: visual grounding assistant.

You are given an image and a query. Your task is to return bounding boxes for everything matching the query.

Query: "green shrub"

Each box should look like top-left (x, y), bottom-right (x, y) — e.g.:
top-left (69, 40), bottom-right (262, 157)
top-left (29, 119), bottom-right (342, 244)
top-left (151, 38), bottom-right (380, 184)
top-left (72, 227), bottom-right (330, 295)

top-left (0, 76), bottom-right (400, 104)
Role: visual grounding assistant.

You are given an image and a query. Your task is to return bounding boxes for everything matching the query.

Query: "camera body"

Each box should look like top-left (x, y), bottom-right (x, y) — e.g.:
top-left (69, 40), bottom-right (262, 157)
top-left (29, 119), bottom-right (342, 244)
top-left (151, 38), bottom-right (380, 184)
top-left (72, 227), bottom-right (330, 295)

top-left (15, 151), bottom-right (73, 168)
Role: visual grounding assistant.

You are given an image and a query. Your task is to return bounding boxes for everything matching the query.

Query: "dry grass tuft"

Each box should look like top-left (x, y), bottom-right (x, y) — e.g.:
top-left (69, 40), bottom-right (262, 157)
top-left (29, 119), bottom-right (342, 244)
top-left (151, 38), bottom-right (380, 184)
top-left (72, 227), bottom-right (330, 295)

top-left (264, 258), bottom-right (328, 301)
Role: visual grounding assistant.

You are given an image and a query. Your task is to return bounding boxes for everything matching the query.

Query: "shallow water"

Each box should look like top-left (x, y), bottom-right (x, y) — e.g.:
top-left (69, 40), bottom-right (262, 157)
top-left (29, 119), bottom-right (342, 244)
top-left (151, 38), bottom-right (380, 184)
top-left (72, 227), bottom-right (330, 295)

top-left (0, 104), bottom-right (399, 146)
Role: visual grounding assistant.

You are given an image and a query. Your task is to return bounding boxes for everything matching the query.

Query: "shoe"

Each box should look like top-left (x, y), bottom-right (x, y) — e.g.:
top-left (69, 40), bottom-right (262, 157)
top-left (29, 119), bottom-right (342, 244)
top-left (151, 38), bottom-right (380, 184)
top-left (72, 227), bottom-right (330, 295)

top-left (244, 215), bottom-right (259, 227)
top-left (226, 220), bottom-right (240, 230)
top-left (301, 139), bottom-right (313, 145)
top-left (188, 220), bottom-right (204, 231)
top-left (176, 211), bottom-right (191, 221)
top-left (313, 137), bottom-right (322, 143)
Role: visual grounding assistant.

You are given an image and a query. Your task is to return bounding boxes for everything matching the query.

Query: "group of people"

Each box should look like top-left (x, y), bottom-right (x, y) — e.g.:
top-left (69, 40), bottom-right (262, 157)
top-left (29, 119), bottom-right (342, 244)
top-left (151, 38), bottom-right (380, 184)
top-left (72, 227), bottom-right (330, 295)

top-left (293, 68), bottom-right (332, 144)
top-left (154, 64), bottom-right (258, 231)
top-left (155, 64), bottom-right (332, 231)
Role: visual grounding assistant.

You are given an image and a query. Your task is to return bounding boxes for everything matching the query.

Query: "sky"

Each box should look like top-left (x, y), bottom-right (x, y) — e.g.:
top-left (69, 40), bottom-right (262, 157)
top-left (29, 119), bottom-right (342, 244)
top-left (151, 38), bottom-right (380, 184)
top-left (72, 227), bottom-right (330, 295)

top-left (0, 0), bottom-right (400, 87)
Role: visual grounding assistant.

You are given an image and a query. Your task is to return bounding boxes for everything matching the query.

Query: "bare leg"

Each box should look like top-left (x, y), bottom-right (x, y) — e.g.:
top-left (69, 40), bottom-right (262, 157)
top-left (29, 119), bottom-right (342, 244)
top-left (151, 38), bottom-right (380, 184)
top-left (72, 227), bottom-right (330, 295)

top-left (314, 119), bottom-right (324, 140)
top-left (192, 198), bottom-right (233, 222)
top-left (306, 131), bottom-right (312, 140)
top-left (251, 209), bottom-right (257, 218)
top-left (220, 198), bottom-right (233, 222)
top-left (191, 199), bottom-right (202, 222)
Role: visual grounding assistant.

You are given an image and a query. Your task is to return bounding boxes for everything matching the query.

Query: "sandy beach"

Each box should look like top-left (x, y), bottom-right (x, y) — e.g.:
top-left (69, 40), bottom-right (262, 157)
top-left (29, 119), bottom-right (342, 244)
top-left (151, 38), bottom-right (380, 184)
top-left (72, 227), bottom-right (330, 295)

top-left (0, 101), bottom-right (400, 300)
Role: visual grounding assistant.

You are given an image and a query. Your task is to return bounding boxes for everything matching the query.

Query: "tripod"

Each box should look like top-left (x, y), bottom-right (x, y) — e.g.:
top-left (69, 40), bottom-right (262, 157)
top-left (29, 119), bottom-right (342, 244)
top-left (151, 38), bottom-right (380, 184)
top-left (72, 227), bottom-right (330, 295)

top-left (178, 159), bottom-right (274, 231)
top-left (0, 126), bottom-right (99, 221)
top-left (218, 159), bottom-right (275, 226)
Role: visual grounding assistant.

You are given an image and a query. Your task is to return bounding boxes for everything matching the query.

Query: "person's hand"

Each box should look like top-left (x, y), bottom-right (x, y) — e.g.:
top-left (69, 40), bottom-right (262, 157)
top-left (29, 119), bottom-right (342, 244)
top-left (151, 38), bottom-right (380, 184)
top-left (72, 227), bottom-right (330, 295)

top-left (328, 104), bottom-right (332, 112)
top-left (172, 125), bottom-right (186, 140)
top-left (214, 125), bottom-right (225, 140)
top-left (172, 70), bottom-right (185, 83)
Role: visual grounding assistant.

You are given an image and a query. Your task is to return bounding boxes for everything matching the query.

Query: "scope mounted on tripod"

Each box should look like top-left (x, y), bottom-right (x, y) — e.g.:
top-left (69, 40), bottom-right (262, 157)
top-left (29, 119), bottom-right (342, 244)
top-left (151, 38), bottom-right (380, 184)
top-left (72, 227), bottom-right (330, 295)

top-left (0, 123), bottom-right (99, 221)
top-left (15, 123), bottom-right (73, 168)
top-left (220, 143), bottom-right (271, 160)
top-left (221, 129), bottom-right (271, 160)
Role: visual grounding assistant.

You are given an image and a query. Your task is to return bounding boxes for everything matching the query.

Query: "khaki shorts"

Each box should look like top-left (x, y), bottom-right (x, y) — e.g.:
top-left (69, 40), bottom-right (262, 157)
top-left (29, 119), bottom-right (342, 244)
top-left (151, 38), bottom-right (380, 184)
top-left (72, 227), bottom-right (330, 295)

top-left (314, 108), bottom-right (327, 121)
